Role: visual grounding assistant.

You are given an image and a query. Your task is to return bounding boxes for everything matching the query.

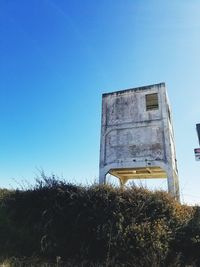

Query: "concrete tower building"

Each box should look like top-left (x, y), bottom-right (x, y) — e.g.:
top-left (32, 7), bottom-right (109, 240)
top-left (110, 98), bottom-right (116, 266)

top-left (99, 83), bottom-right (180, 200)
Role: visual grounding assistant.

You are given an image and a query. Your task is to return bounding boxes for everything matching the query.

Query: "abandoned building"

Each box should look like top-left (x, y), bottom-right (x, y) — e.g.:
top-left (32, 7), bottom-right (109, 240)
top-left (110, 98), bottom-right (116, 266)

top-left (99, 83), bottom-right (180, 200)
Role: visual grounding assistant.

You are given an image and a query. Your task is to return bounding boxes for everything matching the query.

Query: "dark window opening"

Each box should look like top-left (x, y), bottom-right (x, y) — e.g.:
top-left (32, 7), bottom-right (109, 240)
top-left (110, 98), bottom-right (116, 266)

top-left (146, 93), bottom-right (159, 111)
top-left (168, 106), bottom-right (171, 122)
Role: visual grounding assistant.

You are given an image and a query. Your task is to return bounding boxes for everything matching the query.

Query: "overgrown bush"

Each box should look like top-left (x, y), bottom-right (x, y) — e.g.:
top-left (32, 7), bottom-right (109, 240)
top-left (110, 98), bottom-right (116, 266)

top-left (0, 176), bottom-right (198, 266)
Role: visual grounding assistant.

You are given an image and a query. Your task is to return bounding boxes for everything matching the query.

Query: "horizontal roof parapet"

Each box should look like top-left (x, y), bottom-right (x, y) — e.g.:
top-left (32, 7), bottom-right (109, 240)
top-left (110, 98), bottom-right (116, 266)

top-left (102, 82), bottom-right (165, 97)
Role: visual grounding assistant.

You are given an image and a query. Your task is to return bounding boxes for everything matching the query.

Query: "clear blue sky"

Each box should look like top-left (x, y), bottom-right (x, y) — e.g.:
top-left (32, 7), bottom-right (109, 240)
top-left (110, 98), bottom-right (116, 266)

top-left (0, 0), bottom-right (200, 204)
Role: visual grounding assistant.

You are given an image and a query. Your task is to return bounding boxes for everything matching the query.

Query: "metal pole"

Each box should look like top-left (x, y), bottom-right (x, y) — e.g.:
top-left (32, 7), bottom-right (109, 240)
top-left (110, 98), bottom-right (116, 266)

top-left (196, 124), bottom-right (200, 145)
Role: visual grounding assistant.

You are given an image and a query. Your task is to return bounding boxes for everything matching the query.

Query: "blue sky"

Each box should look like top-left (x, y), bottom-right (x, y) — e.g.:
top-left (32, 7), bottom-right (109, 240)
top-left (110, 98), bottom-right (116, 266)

top-left (0, 0), bottom-right (200, 204)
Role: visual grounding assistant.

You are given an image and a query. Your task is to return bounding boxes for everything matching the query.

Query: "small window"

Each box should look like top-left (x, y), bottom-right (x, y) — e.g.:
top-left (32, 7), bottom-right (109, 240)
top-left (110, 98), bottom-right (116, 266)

top-left (145, 93), bottom-right (159, 111)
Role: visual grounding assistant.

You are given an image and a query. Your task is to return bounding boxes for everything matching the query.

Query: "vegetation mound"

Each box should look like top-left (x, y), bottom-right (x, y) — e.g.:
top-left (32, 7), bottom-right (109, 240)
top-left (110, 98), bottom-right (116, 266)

top-left (0, 176), bottom-right (200, 266)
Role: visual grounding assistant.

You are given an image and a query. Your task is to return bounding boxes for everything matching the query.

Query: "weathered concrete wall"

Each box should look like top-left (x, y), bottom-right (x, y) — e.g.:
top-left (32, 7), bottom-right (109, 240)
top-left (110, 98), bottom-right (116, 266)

top-left (99, 83), bottom-right (180, 200)
top-left (105, 125), bottom-right (165, 164)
